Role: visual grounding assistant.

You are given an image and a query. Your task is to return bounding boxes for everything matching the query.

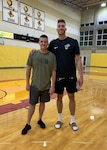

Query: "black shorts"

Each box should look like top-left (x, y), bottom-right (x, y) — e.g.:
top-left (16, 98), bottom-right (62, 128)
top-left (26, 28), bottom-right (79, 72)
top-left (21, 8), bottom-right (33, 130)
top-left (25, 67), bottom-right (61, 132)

top-left (55, 77), bottom-right (77, 94)
top-left (30, 86), bottom-right (50, 104)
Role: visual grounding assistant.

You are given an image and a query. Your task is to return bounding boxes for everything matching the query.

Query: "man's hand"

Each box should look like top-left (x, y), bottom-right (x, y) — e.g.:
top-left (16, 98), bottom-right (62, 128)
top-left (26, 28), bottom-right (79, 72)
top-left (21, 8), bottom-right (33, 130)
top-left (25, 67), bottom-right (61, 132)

top-left (76, 76), bottom-right (83, 90)
top-left (26, 84), bottom-right (30, 91)
top-left (29, 49), bottom-right (36, 57)
top-left (49, 86), bottom-right (55, 94)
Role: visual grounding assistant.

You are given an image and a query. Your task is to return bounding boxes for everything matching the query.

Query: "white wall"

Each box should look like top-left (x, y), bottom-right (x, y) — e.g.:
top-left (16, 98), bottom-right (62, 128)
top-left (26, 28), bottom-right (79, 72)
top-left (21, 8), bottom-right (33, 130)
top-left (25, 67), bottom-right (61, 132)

top-left (81, 8), bottom-right (95, 24)
top-left (96, 7), bottom-right (107, 22)
top-left (81, 7), bottom-right (107, 24)
top-left (0, 0), bottom-right (81, 47)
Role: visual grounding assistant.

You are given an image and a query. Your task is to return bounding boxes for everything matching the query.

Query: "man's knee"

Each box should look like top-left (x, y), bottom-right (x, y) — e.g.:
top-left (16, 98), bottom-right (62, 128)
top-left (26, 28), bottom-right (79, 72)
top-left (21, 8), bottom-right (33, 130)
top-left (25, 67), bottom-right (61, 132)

top-left (58, 94), bottom-right (63, 101)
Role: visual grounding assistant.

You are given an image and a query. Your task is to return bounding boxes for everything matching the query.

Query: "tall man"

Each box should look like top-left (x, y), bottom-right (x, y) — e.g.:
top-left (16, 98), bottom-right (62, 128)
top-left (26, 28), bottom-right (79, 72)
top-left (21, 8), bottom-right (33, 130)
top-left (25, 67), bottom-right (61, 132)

top-left (48, 19), bottom-right (83, 131)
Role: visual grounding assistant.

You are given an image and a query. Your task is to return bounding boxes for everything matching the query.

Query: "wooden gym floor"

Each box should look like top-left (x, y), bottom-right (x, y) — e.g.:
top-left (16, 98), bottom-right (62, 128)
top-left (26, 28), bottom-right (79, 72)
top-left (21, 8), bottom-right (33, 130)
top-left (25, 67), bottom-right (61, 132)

top-left (0, 68), bottom-right (107, 150)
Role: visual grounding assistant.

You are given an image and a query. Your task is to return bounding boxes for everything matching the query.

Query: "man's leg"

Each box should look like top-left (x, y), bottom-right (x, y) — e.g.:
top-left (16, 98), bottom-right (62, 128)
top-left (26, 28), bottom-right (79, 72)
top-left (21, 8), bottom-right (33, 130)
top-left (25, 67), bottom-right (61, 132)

top-left (39, 102), bottom-right (45, 120)
top-left (68, 93), bottom-right (75, 116)
top-left (27, 104), bottom-right (36, 124)
top-left (21, 104), bottom-right (35, 134)
top-left (57, 94), bottom-right (63, 120)
top-left (55, 94), bottom-right (63, 128)
top-left (37, 102), bottom-right (46, 128)
top-left (68, 93), bottom-right (78, 131)
top-left (57, 94), bottom-right (63, 113)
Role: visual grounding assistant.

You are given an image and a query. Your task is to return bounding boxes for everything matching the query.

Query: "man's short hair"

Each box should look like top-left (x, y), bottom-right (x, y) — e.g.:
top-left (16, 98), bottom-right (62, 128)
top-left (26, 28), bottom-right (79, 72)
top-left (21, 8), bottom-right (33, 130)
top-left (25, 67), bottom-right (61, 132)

top-left (40, 34), bottom-right (48, 39)
top-left (57, 19), bottom-right (66, 24)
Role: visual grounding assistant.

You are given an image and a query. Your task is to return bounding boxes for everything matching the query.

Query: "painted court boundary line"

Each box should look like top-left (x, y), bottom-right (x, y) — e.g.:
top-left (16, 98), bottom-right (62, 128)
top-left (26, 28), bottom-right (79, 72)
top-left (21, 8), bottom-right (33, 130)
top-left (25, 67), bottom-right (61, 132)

top-left (72, 141), bottom-right (93, 144)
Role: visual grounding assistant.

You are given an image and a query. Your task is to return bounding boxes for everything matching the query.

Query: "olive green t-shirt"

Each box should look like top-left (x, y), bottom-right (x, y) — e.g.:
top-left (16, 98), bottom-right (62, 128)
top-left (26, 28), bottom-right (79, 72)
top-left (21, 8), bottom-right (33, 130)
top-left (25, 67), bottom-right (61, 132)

top-left (27, 50), bottom-right (56, 91)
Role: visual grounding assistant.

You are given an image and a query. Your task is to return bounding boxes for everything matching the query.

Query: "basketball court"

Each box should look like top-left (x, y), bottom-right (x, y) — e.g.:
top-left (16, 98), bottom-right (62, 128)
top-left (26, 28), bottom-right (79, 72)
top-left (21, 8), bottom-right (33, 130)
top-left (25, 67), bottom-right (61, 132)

top-left (0, 68), bottom-right (107, 150)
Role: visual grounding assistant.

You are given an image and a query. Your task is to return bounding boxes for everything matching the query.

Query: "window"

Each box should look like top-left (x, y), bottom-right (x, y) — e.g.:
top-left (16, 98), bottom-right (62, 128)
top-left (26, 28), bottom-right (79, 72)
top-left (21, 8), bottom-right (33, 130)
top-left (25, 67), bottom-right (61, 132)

top-left (89, 36), bottom-right (93, 40)
top-left (97, 41), bottom-right (101, 45)
top-left (80, 37), bottom-right (83, 41)
top-left (85, 36), bottom-right (88, 40)
top-left (102, 41), bottom-right (106, 45)
top-left (98, 30), bottom-right (102, 34)
top-left (96, 29), bottom-right (107, 46)
top-left (85, 31), bottom-right (88, 35)
top-left (99, 21), bottom-right (103, 25)
top-left (89, 30), bottom-right (93, 35)
top-left (104, 21), bottom-right (107, 24)
top-left (84, 41), bottom-right (88, 46)
top-left (80, 42), bottom-right (83, 46)
top-left (97, 35), bottom-right (102, 40)
top-left (80, 30), bottom-right (93, 46)
top-left (80, 32), bottom-right (84, 36)
top-left (104, 29), bottom-right (107, 33)
top-left (89, 41), bottom-right (93, 45)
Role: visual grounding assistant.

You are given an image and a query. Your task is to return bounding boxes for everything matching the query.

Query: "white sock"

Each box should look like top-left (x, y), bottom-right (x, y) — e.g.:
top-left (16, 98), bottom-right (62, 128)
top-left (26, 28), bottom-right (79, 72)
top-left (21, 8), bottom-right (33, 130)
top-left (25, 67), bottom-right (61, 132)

top-left (70, 115), bottom-right (75, 124)
top-left (58, 113), bottom-right (62, 122)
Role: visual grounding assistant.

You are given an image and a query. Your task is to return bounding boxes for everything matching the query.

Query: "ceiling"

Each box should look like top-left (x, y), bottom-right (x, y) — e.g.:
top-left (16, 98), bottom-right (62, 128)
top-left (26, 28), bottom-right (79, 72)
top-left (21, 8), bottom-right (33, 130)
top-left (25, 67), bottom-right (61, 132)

top-left (52, 0), bottom-right (107, 10)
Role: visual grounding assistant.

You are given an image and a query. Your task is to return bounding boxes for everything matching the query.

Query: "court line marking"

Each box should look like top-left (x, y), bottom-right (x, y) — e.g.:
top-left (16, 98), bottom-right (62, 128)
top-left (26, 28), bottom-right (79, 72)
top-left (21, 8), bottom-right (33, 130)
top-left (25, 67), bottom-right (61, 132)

top-left (72, 141), bottom-right (93, 144)
top-left (32, 140), bottom-right (52, 144)
top-left (0, 89), bottom-right (7, 99)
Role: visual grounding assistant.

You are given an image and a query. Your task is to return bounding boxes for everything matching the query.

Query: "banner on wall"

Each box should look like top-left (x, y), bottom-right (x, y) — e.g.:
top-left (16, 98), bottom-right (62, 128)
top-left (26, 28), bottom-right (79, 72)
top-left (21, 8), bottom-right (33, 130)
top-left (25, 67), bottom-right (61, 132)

top-left (2, 0), bottom-right (18, 24)
top-left (0, 31), bottom-right (13, 39)
top-left (20, 2), bottom-right (33, 28)
top-left (34, 8), bottom-right (45, 31)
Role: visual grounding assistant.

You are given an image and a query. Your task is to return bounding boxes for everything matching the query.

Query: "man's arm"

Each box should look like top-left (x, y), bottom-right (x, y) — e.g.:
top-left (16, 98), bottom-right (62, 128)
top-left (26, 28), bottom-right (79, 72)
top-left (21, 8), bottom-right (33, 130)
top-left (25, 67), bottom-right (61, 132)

top-left (49, 70), bottom-right (56, 94)
top-left (28, 49), bottom-right (36, 57)
top-left (26, 65), bottom-right (32, 91)
top-left (75, 55), bottom-right (83, 87)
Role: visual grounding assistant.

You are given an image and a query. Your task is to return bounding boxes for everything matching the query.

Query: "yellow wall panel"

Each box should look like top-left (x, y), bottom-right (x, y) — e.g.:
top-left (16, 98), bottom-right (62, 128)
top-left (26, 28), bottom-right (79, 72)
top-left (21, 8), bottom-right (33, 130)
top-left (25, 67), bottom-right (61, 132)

top-left (0, 45), bottom-right (32, 67)
top-left (90, 53), bottom-right (107, 67)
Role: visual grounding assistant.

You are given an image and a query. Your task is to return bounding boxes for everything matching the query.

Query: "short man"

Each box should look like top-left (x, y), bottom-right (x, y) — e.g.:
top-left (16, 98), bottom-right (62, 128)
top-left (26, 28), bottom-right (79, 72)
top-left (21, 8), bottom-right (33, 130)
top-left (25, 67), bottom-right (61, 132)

top-left (21, 35), bottom-right (56, 135)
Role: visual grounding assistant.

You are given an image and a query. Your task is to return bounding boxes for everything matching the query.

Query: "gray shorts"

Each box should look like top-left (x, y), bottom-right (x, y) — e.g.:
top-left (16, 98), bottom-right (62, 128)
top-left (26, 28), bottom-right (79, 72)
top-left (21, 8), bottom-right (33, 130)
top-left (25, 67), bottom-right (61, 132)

top-left (30, 85), bottom-right (50, 104)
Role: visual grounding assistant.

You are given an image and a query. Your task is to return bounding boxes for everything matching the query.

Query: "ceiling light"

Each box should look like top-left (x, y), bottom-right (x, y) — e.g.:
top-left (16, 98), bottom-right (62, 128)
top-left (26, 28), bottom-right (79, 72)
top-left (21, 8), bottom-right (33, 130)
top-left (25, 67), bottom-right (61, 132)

top-left (101, 2), bottom-right (106, 7)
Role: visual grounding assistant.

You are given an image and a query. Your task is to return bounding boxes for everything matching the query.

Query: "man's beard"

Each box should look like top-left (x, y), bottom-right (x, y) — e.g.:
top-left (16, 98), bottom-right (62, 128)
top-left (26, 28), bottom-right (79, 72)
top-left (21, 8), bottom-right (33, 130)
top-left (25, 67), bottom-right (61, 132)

top-left (58, 30), bottom-right (65, 35)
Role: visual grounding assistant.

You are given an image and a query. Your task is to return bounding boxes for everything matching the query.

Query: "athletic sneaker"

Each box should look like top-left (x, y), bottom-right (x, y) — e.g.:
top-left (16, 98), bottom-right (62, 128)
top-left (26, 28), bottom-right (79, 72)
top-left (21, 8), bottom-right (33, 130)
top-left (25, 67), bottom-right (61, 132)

top-left (21, 124), bottom-right (31, 135)
top-left (37, 119), bottom-right (46, 129)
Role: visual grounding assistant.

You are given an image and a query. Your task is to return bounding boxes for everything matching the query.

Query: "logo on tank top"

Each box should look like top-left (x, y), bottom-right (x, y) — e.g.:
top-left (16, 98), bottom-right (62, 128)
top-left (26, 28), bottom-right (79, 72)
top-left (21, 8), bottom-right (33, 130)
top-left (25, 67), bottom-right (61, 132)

top-left (64, 44), bottom-right (70, 50)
